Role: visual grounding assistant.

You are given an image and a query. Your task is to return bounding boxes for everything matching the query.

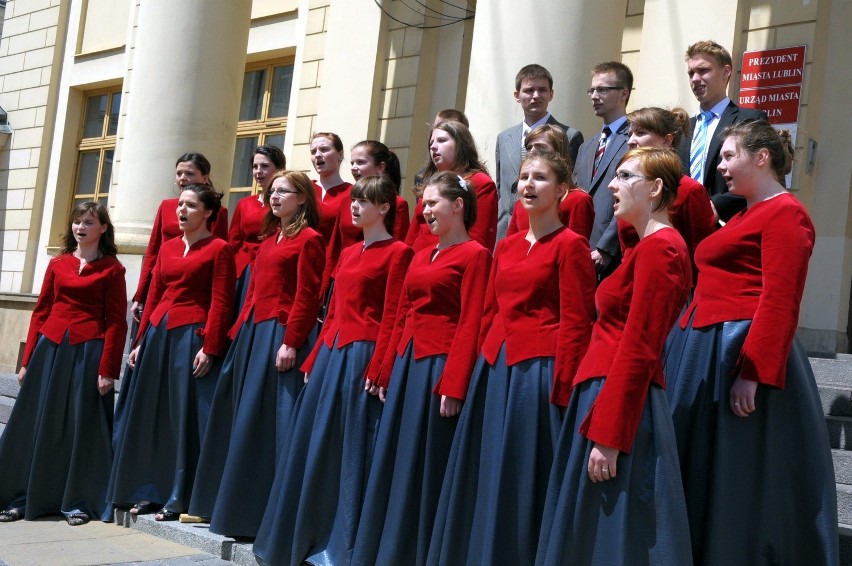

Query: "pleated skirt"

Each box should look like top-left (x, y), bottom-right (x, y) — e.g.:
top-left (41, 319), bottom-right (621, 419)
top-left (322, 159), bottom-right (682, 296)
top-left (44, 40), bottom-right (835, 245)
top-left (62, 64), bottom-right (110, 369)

top-left (535, 378), bottom-right (692, 566)
top-left (189, 316), bottom-right (313, 537)
top-left (253, 339), bottom-right (381, 566)
top-left (664, 318), bottom-right (839, 565)
top-left (233, 264), bottom-right (252, 325)
top-left (107, 318), bottom-right (220, 513)
top-left (0, 334), bottom-right (114, 521)
top-left (428, 347), bottom-right (562, 566)
top-left (352, 346), bottom-right (456, 566)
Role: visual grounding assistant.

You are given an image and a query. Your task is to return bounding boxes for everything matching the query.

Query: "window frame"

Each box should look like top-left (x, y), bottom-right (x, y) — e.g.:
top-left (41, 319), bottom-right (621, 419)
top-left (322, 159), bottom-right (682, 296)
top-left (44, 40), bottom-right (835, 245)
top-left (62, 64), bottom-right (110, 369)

top-left (70, 86), bottom-right (121, 211)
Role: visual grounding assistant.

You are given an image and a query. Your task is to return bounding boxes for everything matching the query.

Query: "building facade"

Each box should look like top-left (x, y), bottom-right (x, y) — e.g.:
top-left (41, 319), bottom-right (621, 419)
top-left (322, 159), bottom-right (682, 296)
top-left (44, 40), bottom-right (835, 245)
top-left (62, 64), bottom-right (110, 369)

top-left (0, 0), bottom-right (849, 371)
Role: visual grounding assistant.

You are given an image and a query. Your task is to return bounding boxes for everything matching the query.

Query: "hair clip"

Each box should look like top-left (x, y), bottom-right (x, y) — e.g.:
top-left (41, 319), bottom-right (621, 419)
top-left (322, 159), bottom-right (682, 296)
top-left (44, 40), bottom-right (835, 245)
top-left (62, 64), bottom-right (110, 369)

top-left (457, 175), bottom-right (469, 192)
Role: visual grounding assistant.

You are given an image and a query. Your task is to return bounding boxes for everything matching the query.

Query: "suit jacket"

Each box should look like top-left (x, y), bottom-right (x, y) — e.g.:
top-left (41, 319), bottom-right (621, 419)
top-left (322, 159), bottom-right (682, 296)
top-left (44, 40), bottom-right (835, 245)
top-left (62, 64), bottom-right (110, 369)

top-left (573, 119), bottom-right (630, 266)
top-left (678, 101), bottom-right (767, 220)
top-left (495, 115), bottom-right (583, 242)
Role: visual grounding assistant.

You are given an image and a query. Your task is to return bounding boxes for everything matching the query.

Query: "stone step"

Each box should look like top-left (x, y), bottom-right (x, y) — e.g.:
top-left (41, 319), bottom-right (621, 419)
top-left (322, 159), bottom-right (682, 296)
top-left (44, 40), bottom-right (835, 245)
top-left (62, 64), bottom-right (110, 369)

top-left (810, 356), bottom-right (852, 389)
top-left (840, 523), bottom-right (852, 566)
top-left (840, 485), bottom-right (852, 532)
top-left (0, 373), bottom-right (19, 399)
top-left (114, 509), bottom-right (258, 566)
top-left (828, 415), bottom-right (852, 451)
top-left (822, 383), bottom-right (852, 417)
top-left (837, 450), bottom-right (852, 485)
top-left (0, 395), bottom-right (14, 425)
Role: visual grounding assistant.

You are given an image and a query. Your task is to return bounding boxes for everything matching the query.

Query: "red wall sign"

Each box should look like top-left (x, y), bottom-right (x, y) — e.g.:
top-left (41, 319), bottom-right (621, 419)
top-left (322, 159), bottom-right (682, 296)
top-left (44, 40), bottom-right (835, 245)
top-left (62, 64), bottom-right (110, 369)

top-left (740, 45), bottom-right (806, 89)
top-left (739, 45), bottom-right (807, 124)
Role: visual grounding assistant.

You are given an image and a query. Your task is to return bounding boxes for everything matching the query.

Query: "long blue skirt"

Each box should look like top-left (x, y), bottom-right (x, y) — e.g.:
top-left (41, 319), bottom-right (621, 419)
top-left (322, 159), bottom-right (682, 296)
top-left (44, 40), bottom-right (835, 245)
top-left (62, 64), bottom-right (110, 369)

top-left (0, 334), bottom-right (113, 521)
top-left (233, 264), bottom-right (252, 325)
top-left (107, 318), bottom-right (220, 513)
top-left (535, 378), bottom-right (692, 565)
top-left (188, 316), bottom-right (313, 537)
top-left (664, 318), bottom-right (839, 565)
top-left (352, 346), bottom-right (456, 566)
top-left (428, 347), bottom-right (562, 566)
top-left (253, 339), bottom-right (381, 566)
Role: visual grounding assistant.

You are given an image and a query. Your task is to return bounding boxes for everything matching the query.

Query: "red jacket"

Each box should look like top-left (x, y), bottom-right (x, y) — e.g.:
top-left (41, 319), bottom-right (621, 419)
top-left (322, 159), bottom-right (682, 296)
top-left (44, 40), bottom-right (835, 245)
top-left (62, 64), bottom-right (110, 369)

top-left (618, 175), bottom-right (715, 283)
top-left (506, 189), bottom-right (594, 241)
top-left (302, 238), bottom-right (414, 377)
top-left (321, 194), bottom-right (411, 297)
top-left (133, 198), bottom-right (228, 303)
top-left (137, 236), bottom-right (236, 357)
top-left (404, 171), bottom-right (498, 252)
top-left (576, 228), bottom-right (691, 453)
top-left (312, 180), bottom-right (352, 244)
top-left (228, 195), bottom-right (267, 278)
top-left (24, 254), bottom-right (128, 378)
top-left (232, 228), bottom-right (325, 349)
top-left (378, 239), bottom-right (491, 398)
top-left (681, 192), bottom-right (814, 388)
top-left (481, 227), bottom-right (596, 407)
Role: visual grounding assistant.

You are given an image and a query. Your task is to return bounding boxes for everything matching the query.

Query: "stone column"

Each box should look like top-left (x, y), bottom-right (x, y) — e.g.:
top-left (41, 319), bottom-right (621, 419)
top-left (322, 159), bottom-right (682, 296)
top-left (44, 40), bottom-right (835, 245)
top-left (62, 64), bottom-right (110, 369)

top-left (632, 0), bottom-right (745, 109)
top-left (463, 0), bottom-right (629, 173)
top-left (112, 0), bottom-right (252, 249)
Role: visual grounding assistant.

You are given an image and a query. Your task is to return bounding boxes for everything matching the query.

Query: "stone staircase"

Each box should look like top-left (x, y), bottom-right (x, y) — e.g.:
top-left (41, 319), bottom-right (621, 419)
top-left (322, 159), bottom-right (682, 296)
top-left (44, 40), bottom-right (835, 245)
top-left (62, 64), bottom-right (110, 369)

top-left (1, 353), bottom-right (851, 563)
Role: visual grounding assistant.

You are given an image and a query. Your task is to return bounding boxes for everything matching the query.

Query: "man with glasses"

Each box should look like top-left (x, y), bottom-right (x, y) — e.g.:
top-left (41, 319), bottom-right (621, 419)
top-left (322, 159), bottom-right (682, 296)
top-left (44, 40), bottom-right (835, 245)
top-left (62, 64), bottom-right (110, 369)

top-left (679, 40), bottom-right (767, 222)
top-left (573, 61), bottom-right (633, 280)
top-left (495, 64), bottom-right (583, 243)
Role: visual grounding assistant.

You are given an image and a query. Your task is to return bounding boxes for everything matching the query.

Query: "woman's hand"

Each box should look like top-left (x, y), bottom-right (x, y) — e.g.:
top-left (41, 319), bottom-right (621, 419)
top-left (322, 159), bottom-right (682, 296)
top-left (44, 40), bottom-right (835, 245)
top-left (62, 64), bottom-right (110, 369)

top-left (17, 366), bottom-right (26, 385)
top-left (97, 375), bottom-right (115, 396)
top-left (303, 372), bottom-right (310, 384)
top-left (276, 344), bottom-right (297, 372)
top-left (364, 378), bottom-right (380, 397)
top-left (440, 395), bottom-right (463, 417)
top-left (730, 376), bottom-right (758, 417)
top-left (130, 301), bottom-right (143, 323)
top-left (127, 346), bottom-right (140, 369)
top-left (588, 443), bottom-right (619, 482)
top-left (378, 387), bottom-right (387, 403)
top-left (192, 349), bottom-right (211, 378)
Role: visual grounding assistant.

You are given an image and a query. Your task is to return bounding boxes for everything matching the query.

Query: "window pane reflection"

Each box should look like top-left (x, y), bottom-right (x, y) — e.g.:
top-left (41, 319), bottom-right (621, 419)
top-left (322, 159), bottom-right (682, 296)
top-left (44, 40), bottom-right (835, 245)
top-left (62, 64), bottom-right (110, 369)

top-left (239, 69), bottom-right (266, 121)
top-left (82, 95), bottom-right (107, 138)
top-left (75, 151), bottom-right (100, 195)
top-left (269, 66), bottom-right (293, 118)
top-left (231, 136), bottom-right (259, 188)
top-left (107, 93), bottom-right (121, 136)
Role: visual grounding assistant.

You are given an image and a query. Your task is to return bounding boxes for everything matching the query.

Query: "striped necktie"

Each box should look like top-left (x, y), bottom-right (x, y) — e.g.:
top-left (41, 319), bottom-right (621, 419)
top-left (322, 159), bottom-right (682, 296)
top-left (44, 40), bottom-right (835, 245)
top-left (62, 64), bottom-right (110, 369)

top-left (593, 126), bottom-right (611, 177)
top-left (689, 110), bottom-right (714, 183)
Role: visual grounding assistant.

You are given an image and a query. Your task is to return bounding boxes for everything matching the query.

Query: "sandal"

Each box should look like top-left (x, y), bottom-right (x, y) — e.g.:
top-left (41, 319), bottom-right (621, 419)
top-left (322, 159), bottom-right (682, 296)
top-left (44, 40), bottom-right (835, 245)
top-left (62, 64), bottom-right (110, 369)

top-left (129, 501), bottom-right (157, 515)
top-left (66, 513), bottom-right (89, 526)
top-left (0, 509), bottom-right (23, 522)
top-left (154, 508), bottom-right (179, 521)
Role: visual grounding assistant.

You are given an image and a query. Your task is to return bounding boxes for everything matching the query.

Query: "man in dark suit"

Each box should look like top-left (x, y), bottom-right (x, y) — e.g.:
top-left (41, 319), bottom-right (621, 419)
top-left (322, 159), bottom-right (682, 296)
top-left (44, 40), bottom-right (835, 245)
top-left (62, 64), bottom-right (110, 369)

top-left (679, 40), bottom-right (767, 222)
top-left (573, 61), bottom-right (633, 280)
top-left (495, 64), bottom-right (583, 242)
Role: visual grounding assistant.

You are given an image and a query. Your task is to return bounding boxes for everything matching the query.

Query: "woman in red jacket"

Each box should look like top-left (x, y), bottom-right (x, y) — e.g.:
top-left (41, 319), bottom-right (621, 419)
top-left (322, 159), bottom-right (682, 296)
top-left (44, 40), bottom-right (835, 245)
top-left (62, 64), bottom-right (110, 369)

top-left (253, 175), bottom-right (414, 566)
top-left (0, 203), bottom-right (127, 526)
top-left (427, 151), bottom-right (596, 566)
top-left (405, 120), bottom-right (498, 252)
top-left (187, 170), bottom-right (324, 537)
top-left (664, 120), bottom-right (838, 565)
top-left (536, 147), bottom-right (693, 565)
top-left (506, 125), bottom-right (594, 241)
top-left (310, 132), bottom-right (352, 245)
top-left (229, 145), bottom-right (286, 315)
top-left (108, 184), bottom-right (235, 522)
top-left (131, 153), bottom-right (229, 323)
top-left (353, 171), bottom-right (492, 566)
top-left (321, 140), bottom-right (410, 300)
top-left (618, 107), bottom-right (715, 283)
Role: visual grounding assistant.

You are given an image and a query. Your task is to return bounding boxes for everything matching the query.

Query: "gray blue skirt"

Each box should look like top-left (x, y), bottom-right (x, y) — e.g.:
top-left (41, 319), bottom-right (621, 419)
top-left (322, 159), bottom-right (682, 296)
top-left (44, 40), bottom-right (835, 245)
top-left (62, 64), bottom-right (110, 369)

top-left (428, 347), bottom-right (562, 566)
top-left (0, 334), bottom-right (113, 521)
top-left (188, 315), bottom-right (313, 537)
top-left (253, 338), bottom-right (381, 566)
top-left (108, 318), bottom-right (220, 513)
top-left (352, 346), bottom-right (455, 566)
top-left (664, 318), bottom-right (839, 565)
top-left (535, 378), bottom-right (692, 565)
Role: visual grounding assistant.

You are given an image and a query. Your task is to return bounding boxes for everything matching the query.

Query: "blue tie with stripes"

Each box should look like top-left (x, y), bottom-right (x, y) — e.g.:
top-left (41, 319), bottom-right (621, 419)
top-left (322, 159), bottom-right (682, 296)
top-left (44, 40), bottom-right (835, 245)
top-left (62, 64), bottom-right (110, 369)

top-left (689, 110), bottom-right (714, 183)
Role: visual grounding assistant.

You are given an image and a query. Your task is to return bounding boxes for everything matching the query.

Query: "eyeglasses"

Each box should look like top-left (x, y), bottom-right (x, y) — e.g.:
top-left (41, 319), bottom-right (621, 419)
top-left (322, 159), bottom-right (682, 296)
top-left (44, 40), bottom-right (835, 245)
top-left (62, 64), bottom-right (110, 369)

top-left (586, 86), bottom-right (625, 96)
top-left (268, 188), bottom-right (299, 197)
top-left (612, 170), bottom-right (653, 184)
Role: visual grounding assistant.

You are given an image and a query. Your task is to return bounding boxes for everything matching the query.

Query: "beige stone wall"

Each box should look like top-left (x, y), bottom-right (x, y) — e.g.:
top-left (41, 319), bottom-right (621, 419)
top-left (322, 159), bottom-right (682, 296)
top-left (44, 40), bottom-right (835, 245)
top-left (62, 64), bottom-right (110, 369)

top-left (0, 0), bottom-right (62, 294)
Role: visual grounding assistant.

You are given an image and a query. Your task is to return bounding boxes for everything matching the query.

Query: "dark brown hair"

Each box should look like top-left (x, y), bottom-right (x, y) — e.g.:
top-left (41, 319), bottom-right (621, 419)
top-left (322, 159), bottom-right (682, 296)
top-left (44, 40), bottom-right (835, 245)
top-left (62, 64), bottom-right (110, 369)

top-left (62, 201), bottom-right (118, 257)
top-left (350, 174), bottom-right (397, 233)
